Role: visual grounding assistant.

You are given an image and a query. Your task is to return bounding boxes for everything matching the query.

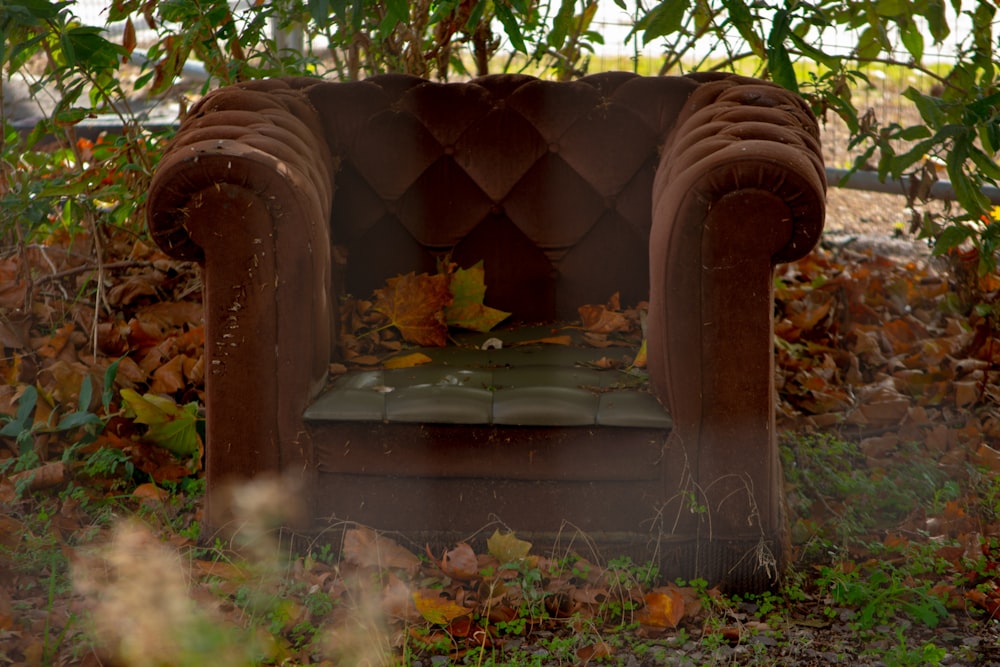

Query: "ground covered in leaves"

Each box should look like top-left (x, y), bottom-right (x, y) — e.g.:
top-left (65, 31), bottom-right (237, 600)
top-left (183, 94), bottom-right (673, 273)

top-left (5, 215), bottom-right (1000, 665)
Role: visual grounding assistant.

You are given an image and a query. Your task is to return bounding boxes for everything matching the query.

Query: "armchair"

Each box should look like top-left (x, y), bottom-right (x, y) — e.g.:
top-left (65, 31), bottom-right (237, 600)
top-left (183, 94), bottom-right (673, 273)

top-left (146, 71), bottom-right (825, 590)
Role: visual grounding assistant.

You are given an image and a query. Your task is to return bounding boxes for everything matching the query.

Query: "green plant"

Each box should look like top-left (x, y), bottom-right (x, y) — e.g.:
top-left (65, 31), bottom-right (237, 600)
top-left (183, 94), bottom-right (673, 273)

top-left (634, 0), bottom-right (999, 271)
top-left (2, 0), bottom-right (160, 251)
top-left (816, 559), bottom-right (949, 633)
top-left (781, 432), bottom-right (950, 554)
top-left (885, 629), bottom-right (948, 667)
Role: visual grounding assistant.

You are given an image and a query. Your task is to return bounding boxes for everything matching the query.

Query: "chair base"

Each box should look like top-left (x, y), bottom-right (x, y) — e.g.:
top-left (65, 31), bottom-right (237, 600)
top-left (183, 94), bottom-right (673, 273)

top-left (301, 422), bottom-right (784, 591)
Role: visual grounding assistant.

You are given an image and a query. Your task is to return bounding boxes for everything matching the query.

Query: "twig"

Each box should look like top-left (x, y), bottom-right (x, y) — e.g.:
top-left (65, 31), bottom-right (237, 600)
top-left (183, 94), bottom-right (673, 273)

top-left (32, 259), bottom-right (157, 286)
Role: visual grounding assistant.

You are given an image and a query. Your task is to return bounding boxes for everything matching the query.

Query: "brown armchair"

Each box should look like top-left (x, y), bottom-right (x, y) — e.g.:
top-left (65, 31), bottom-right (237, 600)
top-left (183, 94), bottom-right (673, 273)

top-left (146, 71), bottom-right (825, 590)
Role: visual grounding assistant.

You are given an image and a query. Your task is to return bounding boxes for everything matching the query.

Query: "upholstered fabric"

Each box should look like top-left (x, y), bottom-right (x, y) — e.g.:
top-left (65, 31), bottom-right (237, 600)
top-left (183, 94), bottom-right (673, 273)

top-left (302, 72), bottom-right (700, 321)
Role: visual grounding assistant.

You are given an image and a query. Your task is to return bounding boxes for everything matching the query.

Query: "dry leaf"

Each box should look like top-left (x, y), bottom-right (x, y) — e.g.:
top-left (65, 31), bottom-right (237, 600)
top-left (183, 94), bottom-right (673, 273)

top-left (486, 530), bottom-right (532, 563)
top-left (342, 527), bottom-right (421, 575)
top-left (638, 586), bottom-right (685, 628)
top-left (440, 542), bottom-right (479, 580)
top-left (373, 271), bottom-right (452, 346)
top-left (578, 304), bottom-right (629, 334)
top-left (513, 335), bottom-right (572, 346)
top-left (412, 589), bottom-right (469, 625)
top-left (577, 641), bottom-right (613, 661)
top-left (384, 352), bottom-right (433, 369)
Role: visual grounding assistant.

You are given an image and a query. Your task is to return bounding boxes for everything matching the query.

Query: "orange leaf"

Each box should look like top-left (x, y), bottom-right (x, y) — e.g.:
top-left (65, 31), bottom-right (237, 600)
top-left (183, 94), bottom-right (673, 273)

top-left (578, 304), bottom-right (629, 334)
top-left (373, 272), bottom-right (452, 346)
top-left (149, 354), bottom-right (186, 395)
top-left (440, 542), bottom-right (479, 580)
top-left (37, 323), bottom-right (75, 359)
top-left (132, 482), bottom-right (169, 505)
top-left (638, 587), bottom-right (685, 628)
top-left (122, 16), bottom-right (137, 55)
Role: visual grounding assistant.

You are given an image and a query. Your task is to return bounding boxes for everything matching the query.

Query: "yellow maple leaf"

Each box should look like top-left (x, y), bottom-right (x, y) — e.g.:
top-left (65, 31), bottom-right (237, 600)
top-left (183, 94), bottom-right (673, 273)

top-left (486, 529), bottom-right (532, 563)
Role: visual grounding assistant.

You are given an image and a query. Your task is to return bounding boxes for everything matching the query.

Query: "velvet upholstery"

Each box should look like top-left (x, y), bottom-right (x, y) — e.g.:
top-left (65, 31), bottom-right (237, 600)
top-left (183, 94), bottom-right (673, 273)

top-left (147, 72), bottom-right (825, 590)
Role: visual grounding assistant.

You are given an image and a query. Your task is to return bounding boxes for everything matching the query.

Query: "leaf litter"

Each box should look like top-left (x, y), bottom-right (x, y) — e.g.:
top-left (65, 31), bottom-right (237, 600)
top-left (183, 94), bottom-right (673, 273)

top-left (5, 228), bottom-right (1000, 663)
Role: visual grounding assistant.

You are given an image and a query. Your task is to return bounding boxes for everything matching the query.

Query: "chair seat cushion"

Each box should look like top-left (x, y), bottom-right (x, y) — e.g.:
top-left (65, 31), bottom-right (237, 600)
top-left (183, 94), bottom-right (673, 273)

top-left (305, 327), bottom-right (671, 428)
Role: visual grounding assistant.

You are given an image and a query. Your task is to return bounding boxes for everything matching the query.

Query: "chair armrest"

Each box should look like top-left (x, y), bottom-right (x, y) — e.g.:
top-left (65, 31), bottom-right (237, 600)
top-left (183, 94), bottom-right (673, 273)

top-left (646, 75), bottom-right (826, 559)
top-left (146, 80), bottom-right (335, 516)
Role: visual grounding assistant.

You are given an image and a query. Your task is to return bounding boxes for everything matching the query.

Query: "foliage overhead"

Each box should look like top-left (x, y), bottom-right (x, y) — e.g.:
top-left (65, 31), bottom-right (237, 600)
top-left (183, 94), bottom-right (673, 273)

top-left (633, 0), bottom-right (1000, 267)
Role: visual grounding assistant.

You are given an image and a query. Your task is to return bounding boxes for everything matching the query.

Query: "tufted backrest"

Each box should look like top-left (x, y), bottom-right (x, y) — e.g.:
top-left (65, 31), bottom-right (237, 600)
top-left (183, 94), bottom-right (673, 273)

top-left (305, 72), bottom-right (699, 321)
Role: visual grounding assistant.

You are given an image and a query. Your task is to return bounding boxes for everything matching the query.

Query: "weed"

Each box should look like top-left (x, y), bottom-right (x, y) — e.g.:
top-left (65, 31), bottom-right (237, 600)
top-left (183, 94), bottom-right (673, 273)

top-left (882, 629), bottom-right (948, 666)
top-left (781, 431), bottom-right (950, 555)
top-left (815, 559), bottom-right (949, 632)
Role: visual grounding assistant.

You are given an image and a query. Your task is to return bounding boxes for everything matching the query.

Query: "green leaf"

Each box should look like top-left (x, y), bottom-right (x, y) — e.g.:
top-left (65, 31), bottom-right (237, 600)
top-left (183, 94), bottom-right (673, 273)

top-left (0, 386), bottom-right (37, 437)
top-left (787, 29), bottom-right (841, 71)
top-left (875, 0), bottom-right (905, 16)
top-left (925, 0), bottom-right (949, 43)
top-left (445, 261), bottom-right (511, 332)
top-left (856, 25), bottom-right (885, 60)
top-left (103, 358), bottom-right (122, 412)
top-left (548, 0), bottom-right (577, 49)
top-left (932, 223), bottom-right (974, 255)
top-left (969, 146), bottom-right (1000, 181)
top-left (57, 410), bottom-right (103, 431)
top-left (946, 138), bottom-right (991, 216)
top-left (383, 0), bottom-right (408, 24)
top-left (495, 2), bottom-right (526, 53)
top-left (903, 87), bottom-right (944, 126)
top-left (120, 388), bottom-right (201, 457)
top-left (640, 0), bottom-right (689, 44)
top-left (766, 9), bottom-right (797, 93)
top-left (307, 0), bottom-right (331, 24)
top-left (899, 19), bottom-right (924, 62)
top-left (721, 0), bottom-right (763, 56)
top-left (967, 92), bottom-right (1000, 122)
top-left (78, 375), bottom-right (93, 412)
top-left (463, 0), bottom-right (486, 30)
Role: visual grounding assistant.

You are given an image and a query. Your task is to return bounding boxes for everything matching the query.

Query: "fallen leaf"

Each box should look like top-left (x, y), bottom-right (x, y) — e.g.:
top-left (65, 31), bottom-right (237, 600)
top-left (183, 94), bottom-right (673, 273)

top-left (373, 272), bottom-right (452, 346)
top-left (382, 573), bottom-right (421, 622)
top-left (120, 388), bottom-right (201, 457)
top-left (513, 335), bottom-right (572, 346)
top-left (342, 527), bottom-right (421, 574)
top-left (577, 641), bottom-right (613, 661)
top-left (638, 586), bottom-right (685, 628)
top-left (440, 542), bottom-right (479, 580)
top-left (132, 482), bottom-right (169, 504)
top-left (445, 261), bottom-right (510, 332)
top-left (383, 352), bottom-right (433, 369)
top-left (578, 303), bottom-right (629, 334)
top-left (974, 443), bottom-right (1000, 473)
top-left (632, 338), bottom-right (647, 368)
top-left (486, 530), bottom-right (532, 563)
top-left (149, 353), bottom-right (186, 394)
top-left (412, 589), bottom-right (469, 624)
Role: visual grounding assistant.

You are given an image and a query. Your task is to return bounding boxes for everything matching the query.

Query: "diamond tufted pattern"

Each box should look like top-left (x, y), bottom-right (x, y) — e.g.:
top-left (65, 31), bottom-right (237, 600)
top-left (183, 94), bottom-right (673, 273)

top-left (306, 72), bottom-right (698, 320)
